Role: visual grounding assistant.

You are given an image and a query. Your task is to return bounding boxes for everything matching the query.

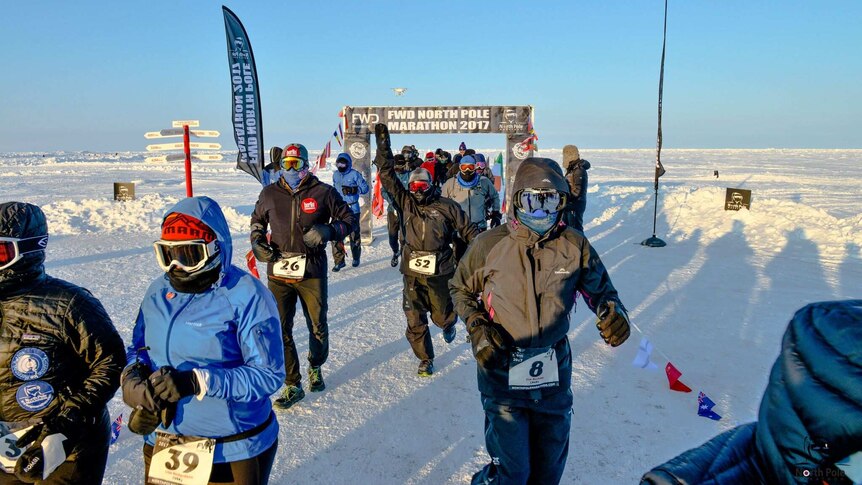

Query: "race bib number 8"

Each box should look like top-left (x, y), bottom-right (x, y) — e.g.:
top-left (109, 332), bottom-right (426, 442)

top-left (147, 431), bottom-right (215, 485)
top-left (273, 253), bottom-right (307, 279)
top-left (408, 252), bottom-right (437, 276)
top-left (508, 347), bottom-right (559, 391)
top-left (0, 425), bottom-right (33, 473)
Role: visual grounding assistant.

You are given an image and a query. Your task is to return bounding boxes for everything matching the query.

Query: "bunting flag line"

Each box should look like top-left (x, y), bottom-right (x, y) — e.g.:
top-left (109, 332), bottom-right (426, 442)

top-left (338, 124), bottom-right (343, 142)
top-left (372, 173), bottom-right (385, 218)
top-left (110, 413), bottom-right (123, 445)
top-left (665, 362), bottom-right (692, 392)
top-left (519, 133), bottom-right (538, 152)
top-left (333, 129), bottom-right (343, 148)
top-left (697, 391), bottom-right (722, 420)
top-left (632, 337), bottom-right (659, 370)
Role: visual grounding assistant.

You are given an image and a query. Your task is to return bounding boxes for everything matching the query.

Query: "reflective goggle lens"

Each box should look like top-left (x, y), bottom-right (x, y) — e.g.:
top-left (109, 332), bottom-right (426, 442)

top-left (0, 241), bottom-right (15, 266)
top-left (282, 157), bottom-right (306, 170)
top-left (0, 236), bottom-right (48, 270)
top-left (408, 181), bottom-right (431, 193)
top-left (153, 240), bottom-right (217, 272)
top-left (460, 164), bottom-right (476, 172)
top-left (516, 189), bottom-right (565, 213)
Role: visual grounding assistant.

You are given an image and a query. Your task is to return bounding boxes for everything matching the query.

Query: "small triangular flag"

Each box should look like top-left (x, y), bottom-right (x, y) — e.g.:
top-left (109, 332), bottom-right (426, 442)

top-left (632, 337), bottom-right (658, 370)
top-left (665, 362), bottom-right (692, 392)
top-left (110, 413), bottom-right (123, 444)
top-left (697, 391), bottom-right (722, 420)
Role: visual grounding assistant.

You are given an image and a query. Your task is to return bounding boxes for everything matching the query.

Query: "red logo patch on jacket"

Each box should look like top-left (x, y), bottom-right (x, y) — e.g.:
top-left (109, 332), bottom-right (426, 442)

top-left (302, 198), bottom-right (318, 213)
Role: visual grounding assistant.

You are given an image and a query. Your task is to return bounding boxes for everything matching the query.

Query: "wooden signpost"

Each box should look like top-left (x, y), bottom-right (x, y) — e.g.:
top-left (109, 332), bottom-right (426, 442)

top-left (144, 120), bottom-right (221, 197)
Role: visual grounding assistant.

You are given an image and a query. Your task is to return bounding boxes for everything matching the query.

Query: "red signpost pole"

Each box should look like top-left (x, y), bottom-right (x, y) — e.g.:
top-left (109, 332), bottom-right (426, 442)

top-left (183, 124), bottom-right (193, 197)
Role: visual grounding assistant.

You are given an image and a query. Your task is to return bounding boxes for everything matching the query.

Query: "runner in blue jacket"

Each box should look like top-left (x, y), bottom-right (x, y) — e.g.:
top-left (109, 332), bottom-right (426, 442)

top-left (331, 153), bottom-right (369, 271)
top-left (123, 196), bottom-right (285, 484)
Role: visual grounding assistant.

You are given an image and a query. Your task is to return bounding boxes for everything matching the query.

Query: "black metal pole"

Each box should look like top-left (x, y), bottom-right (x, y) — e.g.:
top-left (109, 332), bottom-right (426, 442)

top-left (642, 0), bottom-right (668, 248)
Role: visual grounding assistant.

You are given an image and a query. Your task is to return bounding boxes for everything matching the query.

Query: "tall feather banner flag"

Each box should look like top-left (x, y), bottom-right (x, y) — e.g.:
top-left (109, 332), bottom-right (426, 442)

top-left (223, 7), bottom-right (266, 185)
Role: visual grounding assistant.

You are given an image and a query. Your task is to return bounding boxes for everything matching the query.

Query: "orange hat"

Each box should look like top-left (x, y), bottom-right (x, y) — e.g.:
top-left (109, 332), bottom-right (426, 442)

top-left (161, 213), bottom-right (216, 243)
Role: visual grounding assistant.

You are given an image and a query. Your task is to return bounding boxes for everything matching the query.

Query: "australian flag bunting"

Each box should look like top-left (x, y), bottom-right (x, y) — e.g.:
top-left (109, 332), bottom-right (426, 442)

top-left (110, 413), bottom-right (123, 444)
top-left (697, 391), bottom-right (722, 421)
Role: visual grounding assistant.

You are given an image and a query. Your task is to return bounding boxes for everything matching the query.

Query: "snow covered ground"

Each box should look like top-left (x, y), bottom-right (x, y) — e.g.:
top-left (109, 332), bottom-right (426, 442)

top-left (1, 148), bottom-right (860, 484)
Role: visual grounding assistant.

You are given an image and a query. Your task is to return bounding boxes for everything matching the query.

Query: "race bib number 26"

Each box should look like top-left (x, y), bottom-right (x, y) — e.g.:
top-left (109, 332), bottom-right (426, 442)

top-left (147, 431), bottom-right (215, 485)
top-left (273, 254), bottom-right (307, 279)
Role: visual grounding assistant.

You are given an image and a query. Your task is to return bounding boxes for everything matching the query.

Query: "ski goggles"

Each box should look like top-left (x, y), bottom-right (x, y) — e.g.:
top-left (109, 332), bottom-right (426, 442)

top-left (408, 181), bottom-right (432, 193)
top-left (0, 235), bottom-right (49, 271)
top-left (459, 163), bottom-right (476, 172)
top-left (153, 239), bottom-right (219, 272)
top-left (514, 189), bottom-right (567, 213)
top-left (282, 157), bottom-right (307, 170)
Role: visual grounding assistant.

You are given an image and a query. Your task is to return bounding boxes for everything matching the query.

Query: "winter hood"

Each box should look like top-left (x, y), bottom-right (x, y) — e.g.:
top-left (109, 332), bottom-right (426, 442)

top-left (336, 152), bottom-right (353, 171)
top-left (161, 196), bottom-right (233, 280)
top-left (508, 157), bottom-right (570, 218)
top-left (0, 201), bottom-right (48, 293)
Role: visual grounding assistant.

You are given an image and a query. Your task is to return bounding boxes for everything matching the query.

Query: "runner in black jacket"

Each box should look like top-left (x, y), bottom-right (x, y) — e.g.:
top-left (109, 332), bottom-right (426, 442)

top-left (250, 143), bottom-right (356, 409)
top-left (0, 201), bottom-right (125, 484)
top-left (374, 124), bottom-right (480, 377)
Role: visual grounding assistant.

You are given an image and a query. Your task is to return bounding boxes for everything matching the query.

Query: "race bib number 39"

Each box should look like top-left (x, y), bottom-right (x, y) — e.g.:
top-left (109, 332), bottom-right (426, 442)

top-left (408, 253), bottom-right (437, 276)
top-left (147, 431), bottom-right (215, 485)
top-left (273, 253), bottom-right (307, 279)
top-left (508, 347), bottom-right (560, 391)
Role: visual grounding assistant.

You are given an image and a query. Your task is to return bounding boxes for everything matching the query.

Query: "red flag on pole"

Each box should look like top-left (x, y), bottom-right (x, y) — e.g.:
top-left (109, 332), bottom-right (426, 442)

top-left (372, 173), bottom-right (385, 218)
top-left (245, 250), bottom-right (260, 279)
top-left (665, 362), bottom-right (692, 392)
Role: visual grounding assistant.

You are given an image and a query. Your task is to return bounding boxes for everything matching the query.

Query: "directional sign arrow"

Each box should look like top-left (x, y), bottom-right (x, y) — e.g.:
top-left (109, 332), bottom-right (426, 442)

top-left (146, 142), bottom-right (185, 152)
top-left (191, 153), bottom-right (224, 161)
top-left (190, 129), bottom-right (220, 138)
top-left (172, 120), bottom-right (200, 128)
top-left (188, 142), bottom-right (221, 150)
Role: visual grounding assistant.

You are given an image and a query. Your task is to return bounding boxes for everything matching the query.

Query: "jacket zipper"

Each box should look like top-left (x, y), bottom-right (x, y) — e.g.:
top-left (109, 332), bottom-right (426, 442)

top-left (165, 294), bottom-right (196, 368)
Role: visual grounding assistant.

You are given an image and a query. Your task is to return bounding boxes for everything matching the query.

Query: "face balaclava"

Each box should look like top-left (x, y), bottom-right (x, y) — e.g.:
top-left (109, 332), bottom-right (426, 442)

top-left (281, 143), bottom-right (310, 190)
top-left (457, 154), bottom-right (480, 187)
top-left (516, 204), bottom-right (559, 236)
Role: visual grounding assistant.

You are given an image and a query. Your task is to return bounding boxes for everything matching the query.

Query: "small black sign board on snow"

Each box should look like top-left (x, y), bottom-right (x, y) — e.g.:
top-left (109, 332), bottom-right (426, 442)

top-left (724, 188), bottom-right (751, 211)
top-left (114, 182), bottom-right (135, 201)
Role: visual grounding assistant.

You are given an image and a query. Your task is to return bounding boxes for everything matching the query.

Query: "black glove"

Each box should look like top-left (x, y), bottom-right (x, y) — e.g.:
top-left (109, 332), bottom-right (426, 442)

top-left (14, 411), bottom-right (80, 482)
top-left (251, 235), bottom-right (279, 263)
top-left (467, 315), bottom-right (510, 369)
top-left (375, 123), bottom-right (393, 160)
top-left (149, 366), bottom-right (200, 403)
top-left (342, 186), bottom-right (358, 196)
top-left (596, 300), bottom-right (631, 347)
top-left (121, 362), bottom-right (158, 412)
top-left (303, 224), bottom-right (335, 248)
top-left (488, 211), bottom-right (502, 228)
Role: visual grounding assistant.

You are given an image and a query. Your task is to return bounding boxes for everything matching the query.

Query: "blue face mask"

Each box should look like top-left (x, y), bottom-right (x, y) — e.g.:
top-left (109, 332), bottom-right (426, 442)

top-left (516, 208), bottom-right (558, 235)
top-left (281, 169), bottom-right (306, 189)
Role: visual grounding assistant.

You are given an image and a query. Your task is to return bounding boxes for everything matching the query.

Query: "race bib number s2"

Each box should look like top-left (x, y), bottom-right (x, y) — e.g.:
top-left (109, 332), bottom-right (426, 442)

top-left (508, 347), bottom-right (560, 391)
top-left (408, 253), bottom-right (437, 276)
top-left (147, 431), bottom-right (215, 485)
top-left (272, 253), bottom-right (307, 279)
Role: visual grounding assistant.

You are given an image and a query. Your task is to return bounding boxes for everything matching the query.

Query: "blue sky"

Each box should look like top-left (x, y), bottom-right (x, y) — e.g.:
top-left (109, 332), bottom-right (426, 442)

top-left (1, 1), bottom-right (860, 152)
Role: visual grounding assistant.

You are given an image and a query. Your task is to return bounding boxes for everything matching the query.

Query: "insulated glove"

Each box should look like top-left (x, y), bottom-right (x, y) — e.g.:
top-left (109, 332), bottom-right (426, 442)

top-left (342, 186), bottom-right (358, 196)
top-left (375, 124), bottom-right (393, 160)
top-left (488, 211), bottom-right (502, 228)
top-left (303, 224), bottom-right (335, 248)
top-left (121, 361), bottom-right (158, 412)
top-left (467, 315), bottom-right (510, 369)
top-left (251, 235), bottom-right (279, 262)
top-left (596, 300), bottom-right (631, 347)
top-left (149, 366), bottom-right (200, 403)
top-left (14, 411), bottom-right (81, 483)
